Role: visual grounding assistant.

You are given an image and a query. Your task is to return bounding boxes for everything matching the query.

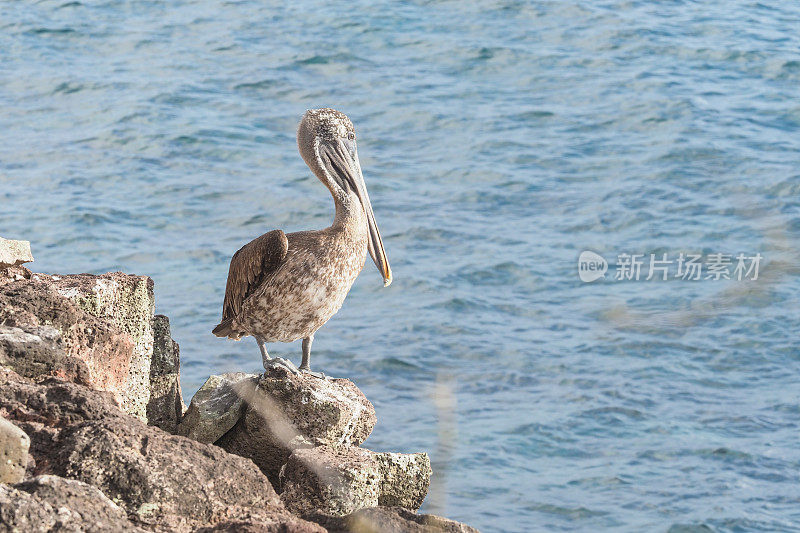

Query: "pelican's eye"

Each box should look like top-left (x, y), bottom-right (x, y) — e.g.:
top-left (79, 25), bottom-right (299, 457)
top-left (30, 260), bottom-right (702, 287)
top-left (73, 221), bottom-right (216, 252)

top-left (347, 131), bottom-right (356, 141)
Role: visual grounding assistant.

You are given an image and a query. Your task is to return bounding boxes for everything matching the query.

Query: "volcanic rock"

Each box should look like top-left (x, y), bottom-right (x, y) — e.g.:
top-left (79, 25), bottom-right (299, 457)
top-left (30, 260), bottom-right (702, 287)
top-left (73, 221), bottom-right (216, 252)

top-left (0, 369), bottom-right (319, 532)
top-left (0, 273), bottom-right (185, 430)
top-left (0, 415), bottom-right (29, 484)
top-left (177, 372), bottom-right (258, 444)
top-left (0, 238), bottom-right (33, 269)
top-left (0, 475), bottom-right (147, 532)
top-left (279, 446), bottom-right (432, 517)
top-left (375, 451), bottom-right (431, 510)
top-left (216, 366), bottom-right (376, 484)
top-left (308, 506), bottom-right (480, 533)
top-left (147, 314), bottom-right (186, 433)
top-left (280, 446), bottom-right (381, 517)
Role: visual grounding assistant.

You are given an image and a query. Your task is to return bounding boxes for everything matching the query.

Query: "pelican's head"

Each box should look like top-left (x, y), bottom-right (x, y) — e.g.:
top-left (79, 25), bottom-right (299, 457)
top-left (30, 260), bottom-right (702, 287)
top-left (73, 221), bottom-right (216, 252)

top-left (297, 108), bottom-right (392, 287)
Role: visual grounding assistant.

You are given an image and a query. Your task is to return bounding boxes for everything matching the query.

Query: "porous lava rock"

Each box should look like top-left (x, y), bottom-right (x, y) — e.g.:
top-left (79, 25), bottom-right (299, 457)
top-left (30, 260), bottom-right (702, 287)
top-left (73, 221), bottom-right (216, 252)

top-left (216, 366), bottom-right (376, 484)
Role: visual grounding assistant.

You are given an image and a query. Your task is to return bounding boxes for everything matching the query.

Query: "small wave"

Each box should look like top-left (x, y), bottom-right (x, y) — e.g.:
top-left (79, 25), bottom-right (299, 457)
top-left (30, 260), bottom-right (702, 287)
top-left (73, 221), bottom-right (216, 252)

top-left (666, 524), bottom-right (714, 533)
top-left (524, 502), bottom-right (608, 519)
top-left (27, 27), bottom-right (76, 35)
top-left (291, 53), bottom-right (373, 68)
top-left (234, 79), bottom-right (278, 90)
top-left (52, 82), bottom-right (84, 95)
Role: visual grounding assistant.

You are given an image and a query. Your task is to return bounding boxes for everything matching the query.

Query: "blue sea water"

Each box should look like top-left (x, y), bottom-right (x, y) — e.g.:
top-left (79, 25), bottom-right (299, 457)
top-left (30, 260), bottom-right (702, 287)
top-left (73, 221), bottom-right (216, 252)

top-left (2, 1), bottom-right (800, 531)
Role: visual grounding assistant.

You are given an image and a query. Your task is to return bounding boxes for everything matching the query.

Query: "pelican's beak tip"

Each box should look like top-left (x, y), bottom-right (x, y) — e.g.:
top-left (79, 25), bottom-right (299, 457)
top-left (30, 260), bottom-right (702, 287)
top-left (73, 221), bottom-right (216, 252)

top-left (383, 273), bottom-right (393, 287)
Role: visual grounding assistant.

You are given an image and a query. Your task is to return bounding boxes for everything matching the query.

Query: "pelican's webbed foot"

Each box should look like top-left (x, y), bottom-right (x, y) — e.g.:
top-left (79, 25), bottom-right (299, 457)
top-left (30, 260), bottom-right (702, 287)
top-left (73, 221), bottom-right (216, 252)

top-left (266, 357), bottom-right (299, 374)
top-left (256, 336), bottom-right (299, 374)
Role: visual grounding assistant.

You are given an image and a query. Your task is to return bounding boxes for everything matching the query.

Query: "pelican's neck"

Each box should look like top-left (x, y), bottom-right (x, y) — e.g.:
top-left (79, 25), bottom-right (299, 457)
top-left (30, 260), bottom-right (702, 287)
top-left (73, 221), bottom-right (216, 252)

top-left (331, 190), bottom-right (366, 235)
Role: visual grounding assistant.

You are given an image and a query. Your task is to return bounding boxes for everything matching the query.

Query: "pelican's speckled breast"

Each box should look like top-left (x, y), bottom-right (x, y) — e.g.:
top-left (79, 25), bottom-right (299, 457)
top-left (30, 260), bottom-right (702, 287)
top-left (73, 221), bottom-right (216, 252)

top-left (232, 210), bottom-right (368, 343)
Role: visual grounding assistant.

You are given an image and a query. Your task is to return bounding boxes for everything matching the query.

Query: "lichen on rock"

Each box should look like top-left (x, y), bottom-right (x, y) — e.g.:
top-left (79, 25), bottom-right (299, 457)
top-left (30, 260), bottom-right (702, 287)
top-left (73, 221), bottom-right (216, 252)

top-left (374, 451), bottom-right (432, 510)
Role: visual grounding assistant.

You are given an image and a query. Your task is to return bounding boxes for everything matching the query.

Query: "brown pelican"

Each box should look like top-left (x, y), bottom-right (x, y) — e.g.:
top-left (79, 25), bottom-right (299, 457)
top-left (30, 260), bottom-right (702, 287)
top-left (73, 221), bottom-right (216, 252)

top-left (212, 108), bottom-right (392, 376)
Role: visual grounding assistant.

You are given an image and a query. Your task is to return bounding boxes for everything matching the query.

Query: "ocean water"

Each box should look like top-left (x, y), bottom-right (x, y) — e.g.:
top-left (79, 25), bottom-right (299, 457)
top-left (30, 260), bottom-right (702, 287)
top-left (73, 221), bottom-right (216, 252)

top-left (2, 1), bottom-right (800, 531)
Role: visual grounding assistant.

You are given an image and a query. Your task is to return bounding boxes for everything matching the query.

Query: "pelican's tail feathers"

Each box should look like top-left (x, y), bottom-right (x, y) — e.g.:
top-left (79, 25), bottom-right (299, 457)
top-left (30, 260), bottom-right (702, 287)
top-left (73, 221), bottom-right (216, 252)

top-left (212, 318), bottom-right (241, 340)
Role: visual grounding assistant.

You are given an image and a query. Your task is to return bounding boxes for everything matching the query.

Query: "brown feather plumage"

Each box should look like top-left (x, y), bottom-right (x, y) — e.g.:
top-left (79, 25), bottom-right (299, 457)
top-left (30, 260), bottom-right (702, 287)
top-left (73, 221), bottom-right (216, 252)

top-left (213, 229), bottom-right (288, 338)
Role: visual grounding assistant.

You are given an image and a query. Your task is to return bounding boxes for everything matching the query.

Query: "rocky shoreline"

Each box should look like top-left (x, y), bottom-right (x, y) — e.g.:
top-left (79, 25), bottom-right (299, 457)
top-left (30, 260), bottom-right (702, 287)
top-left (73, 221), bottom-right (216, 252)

top-left (0, 239), bottom-right (477, 532)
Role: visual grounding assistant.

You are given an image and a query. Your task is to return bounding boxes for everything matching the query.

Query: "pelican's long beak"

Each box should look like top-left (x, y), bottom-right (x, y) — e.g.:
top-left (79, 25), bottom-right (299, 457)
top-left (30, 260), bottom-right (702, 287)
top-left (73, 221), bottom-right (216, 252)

top-left (320, 138), bottom-right (392, 286)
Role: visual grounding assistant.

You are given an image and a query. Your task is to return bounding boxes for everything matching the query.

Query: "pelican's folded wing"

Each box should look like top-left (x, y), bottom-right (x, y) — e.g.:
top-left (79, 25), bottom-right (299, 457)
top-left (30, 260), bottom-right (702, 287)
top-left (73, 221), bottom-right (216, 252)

top-left (221, 229), bottom-right (289, 321)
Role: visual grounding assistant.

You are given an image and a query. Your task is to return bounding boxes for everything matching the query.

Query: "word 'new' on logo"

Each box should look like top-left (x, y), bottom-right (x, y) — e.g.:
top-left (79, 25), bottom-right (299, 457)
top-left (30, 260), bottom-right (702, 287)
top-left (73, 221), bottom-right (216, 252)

top-left (578, 251), bottom-right (608, 282)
